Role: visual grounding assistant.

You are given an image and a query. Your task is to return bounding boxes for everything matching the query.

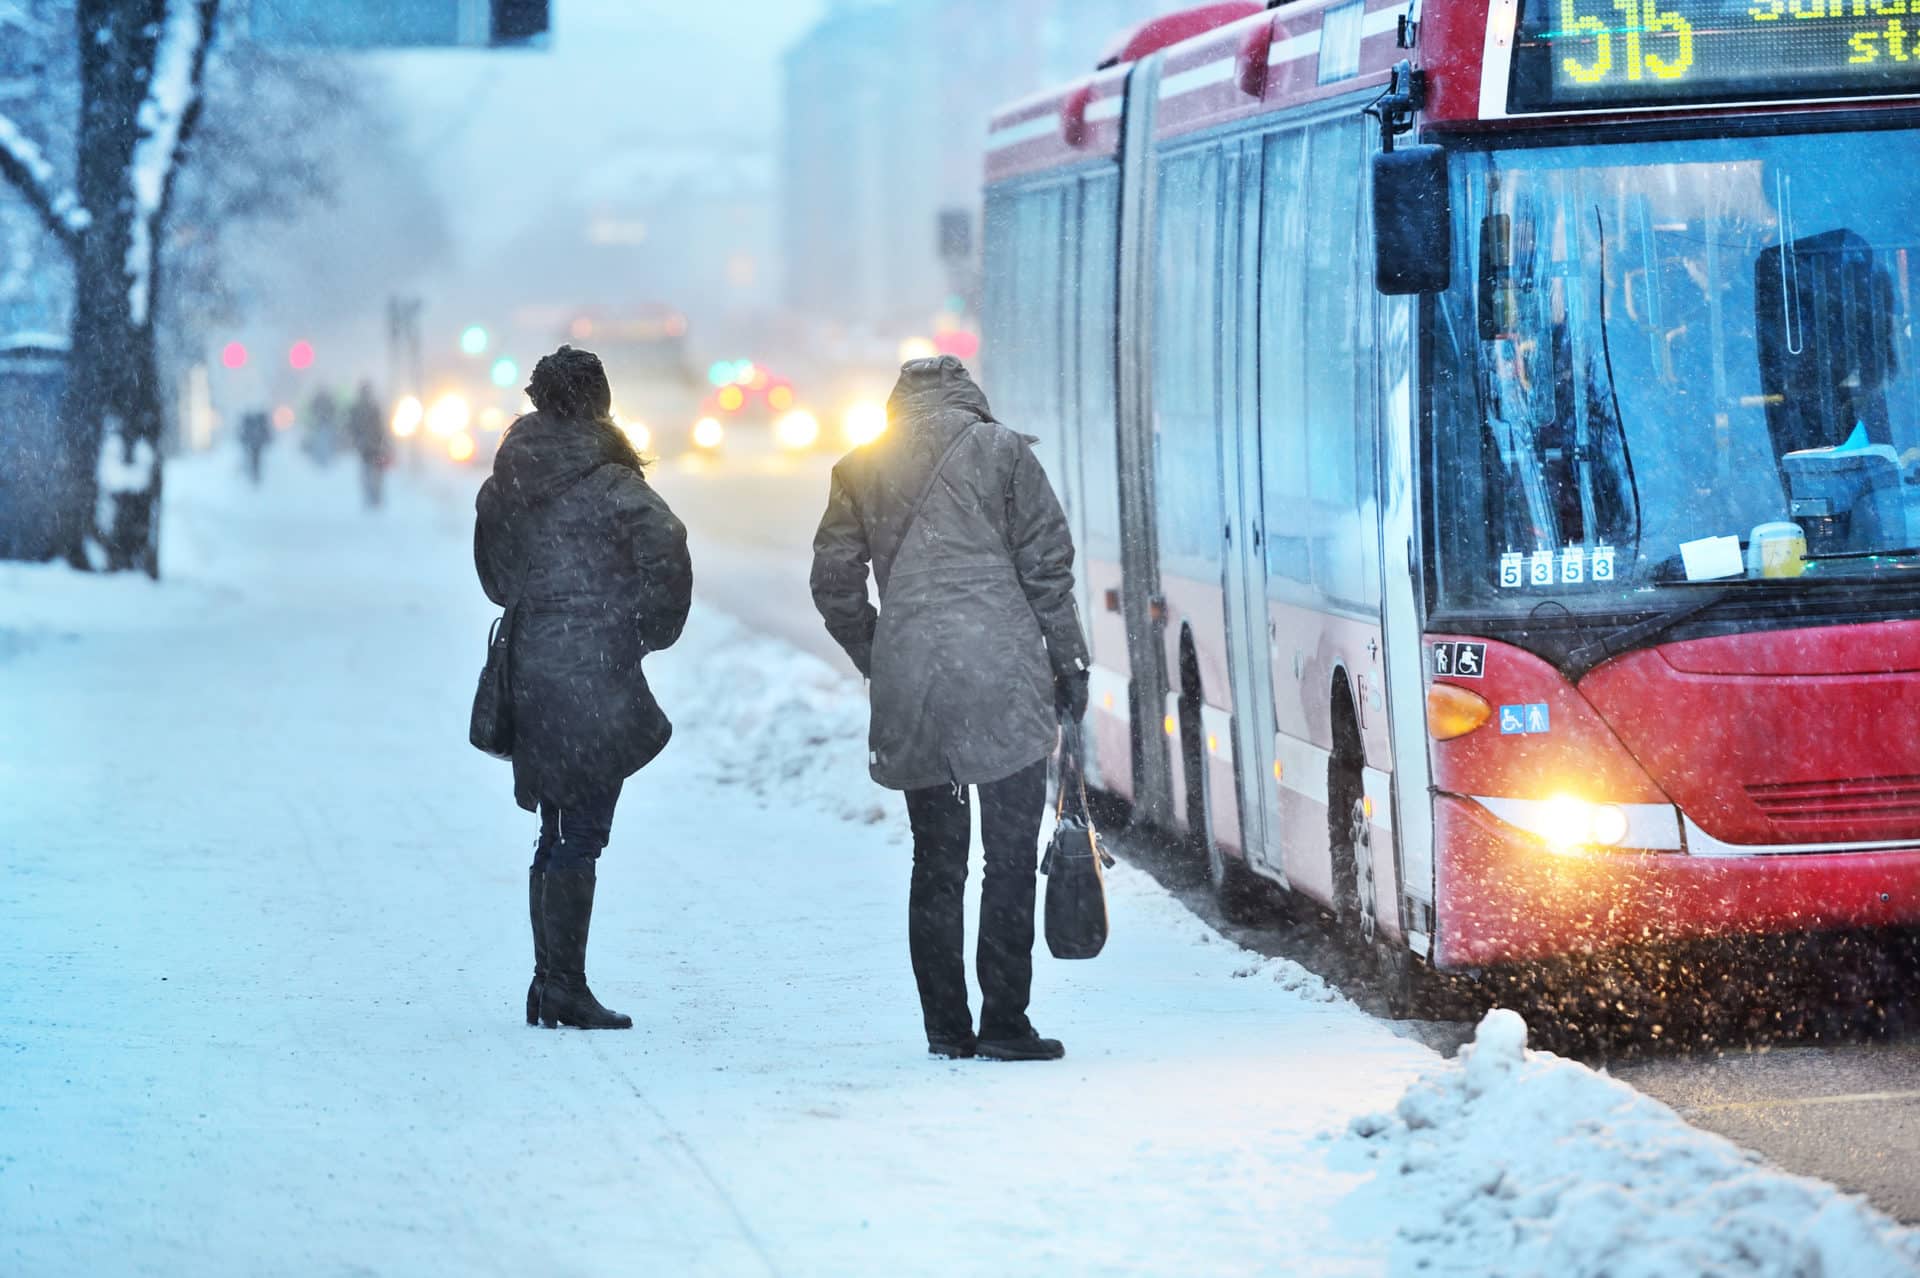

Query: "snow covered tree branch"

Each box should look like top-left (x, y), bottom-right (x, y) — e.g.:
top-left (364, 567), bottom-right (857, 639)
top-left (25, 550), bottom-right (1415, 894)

top-left (130, 0), bottom-right (217, 326)
top-left (0, 109), bottom-right (87, 251)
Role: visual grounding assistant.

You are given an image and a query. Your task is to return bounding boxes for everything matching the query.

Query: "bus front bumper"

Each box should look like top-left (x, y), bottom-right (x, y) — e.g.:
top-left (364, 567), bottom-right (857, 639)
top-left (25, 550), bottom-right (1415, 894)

top-left (1433, 795), bottom-right (1920, 969)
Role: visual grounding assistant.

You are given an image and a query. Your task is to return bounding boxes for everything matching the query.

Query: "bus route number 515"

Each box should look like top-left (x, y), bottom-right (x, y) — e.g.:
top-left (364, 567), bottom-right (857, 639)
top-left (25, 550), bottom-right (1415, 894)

top-left (1557, 0), bottom-right (1697, 84)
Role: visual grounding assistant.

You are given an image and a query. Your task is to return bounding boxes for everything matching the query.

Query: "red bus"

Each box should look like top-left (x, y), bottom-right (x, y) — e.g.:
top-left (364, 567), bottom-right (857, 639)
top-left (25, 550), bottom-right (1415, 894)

top-left (983, 0), bottom-right (1920, 1006)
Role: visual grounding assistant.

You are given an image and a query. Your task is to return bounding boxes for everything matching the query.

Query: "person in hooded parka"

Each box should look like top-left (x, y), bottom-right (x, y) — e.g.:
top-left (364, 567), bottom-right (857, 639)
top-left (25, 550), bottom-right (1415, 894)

top-left (474, 346), bottom-right (692, 1030)
top-left (810, 355), bottom-right (1090, 1061)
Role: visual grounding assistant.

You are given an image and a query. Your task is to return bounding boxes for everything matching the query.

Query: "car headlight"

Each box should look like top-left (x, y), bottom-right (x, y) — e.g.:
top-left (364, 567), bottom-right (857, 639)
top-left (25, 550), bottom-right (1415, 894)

top-left (774, 409), bottom-right (820, 450)
top-left (842, 402), bottom-right (887, 446)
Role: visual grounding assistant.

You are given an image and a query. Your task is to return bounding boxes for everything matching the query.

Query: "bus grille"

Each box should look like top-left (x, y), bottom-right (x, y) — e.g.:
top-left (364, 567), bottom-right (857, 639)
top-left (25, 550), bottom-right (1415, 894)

top-left (1747, 775), bottom-right (1920, 830)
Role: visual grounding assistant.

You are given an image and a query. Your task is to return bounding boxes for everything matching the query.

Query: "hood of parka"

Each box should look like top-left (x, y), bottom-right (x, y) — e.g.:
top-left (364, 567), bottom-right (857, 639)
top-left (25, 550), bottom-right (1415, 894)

top-left (887, 356), bottom-right (994, 450)
top-left (489, 411), bottom-right (642, 509)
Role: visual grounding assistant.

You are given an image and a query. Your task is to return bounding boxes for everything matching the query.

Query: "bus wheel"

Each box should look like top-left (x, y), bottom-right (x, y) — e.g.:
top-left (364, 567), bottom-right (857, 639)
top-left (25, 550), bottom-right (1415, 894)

top-left (1328, 761), bottom-right (1369, 940)
top-left (1346, 796), bottom-right (1378, 948)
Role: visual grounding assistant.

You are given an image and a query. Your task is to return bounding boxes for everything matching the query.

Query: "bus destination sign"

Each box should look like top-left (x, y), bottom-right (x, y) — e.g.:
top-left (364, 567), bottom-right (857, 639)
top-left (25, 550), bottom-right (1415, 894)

top-left (1510, 0), bottom-right (1920, 112)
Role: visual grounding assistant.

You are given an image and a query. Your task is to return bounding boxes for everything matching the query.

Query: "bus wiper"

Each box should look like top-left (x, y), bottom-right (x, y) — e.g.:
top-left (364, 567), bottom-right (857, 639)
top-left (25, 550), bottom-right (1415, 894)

top-left (1564, 586), bottom-right (1737, 677)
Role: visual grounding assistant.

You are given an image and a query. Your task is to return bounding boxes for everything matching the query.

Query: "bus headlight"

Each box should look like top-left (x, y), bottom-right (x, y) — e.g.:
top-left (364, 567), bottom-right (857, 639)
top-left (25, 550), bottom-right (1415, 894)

top-left (1536, 796), bottom-right (1628, 850)
top-left (1476, 795), bottom-right (1675, 853)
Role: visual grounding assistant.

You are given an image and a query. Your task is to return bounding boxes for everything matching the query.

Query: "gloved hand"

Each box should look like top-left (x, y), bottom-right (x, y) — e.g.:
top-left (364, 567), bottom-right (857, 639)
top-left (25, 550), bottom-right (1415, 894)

top-left (1055, 668), bottom-right (1090, 722)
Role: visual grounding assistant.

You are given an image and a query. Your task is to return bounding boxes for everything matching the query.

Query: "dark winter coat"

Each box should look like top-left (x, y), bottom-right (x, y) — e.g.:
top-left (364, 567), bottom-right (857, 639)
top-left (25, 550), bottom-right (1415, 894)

top-left (475, 412), bottom-right (692, 811)
top-left (810, 357), bottom-right (1089, 791)
top-left (348, 394), bottom-right (389, 465)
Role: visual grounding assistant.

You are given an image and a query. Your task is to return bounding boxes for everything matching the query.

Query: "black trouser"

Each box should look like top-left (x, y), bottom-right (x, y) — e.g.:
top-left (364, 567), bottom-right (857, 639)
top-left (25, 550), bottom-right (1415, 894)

top-left (531, 781), bottom-right (623, 870)
top-left (903, 759), bottom-right (1048, 1043)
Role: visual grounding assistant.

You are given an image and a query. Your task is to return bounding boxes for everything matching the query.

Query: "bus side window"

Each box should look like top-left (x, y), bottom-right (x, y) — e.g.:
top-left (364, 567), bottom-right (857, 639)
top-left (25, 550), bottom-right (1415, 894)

top-left (1260, 129), bottom-right (1311, 586)
top-left (1154, 148), bottom-right (1227, 571)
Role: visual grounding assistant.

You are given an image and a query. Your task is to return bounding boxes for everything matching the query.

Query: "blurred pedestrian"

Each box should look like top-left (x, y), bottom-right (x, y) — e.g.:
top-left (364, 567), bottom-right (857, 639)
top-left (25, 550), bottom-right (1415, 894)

top-left (474, 346), bottom-right (693, 1030)
top-left (303, 388), bottom-right (342, 467)
top-left (810, 355), bottom-right (1090, 1062)
top-left (239, 409), bottom-right (271, 486)
top-left (346, 382), bottom-right (390, 509)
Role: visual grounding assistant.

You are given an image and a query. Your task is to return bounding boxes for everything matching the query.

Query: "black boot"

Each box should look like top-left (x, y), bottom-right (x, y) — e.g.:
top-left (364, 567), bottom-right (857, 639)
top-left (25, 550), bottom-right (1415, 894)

top-left (539, 862), bottom-right (632, 1030)
top-left (927, 1033), bottom-right (977, 1060)
top-left (976, 1029), bottom-right (1065, 1061)
top-left (526, 869), bottom-right (548, 1026)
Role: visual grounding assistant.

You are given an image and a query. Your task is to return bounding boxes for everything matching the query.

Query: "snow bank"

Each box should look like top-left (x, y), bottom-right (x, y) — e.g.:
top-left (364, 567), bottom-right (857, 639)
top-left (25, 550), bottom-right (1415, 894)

top-left (669, 614), bottom-right (896, 830)
top-left (1340, 1009), bottom-right (1920, 1277)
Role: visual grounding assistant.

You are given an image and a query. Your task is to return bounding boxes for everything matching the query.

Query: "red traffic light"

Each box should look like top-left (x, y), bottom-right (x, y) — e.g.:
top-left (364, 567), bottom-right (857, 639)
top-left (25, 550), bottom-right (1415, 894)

top-left (221, 341), bottom-right (248, 370)
top-left (288, 340), bottom-right (314, 370)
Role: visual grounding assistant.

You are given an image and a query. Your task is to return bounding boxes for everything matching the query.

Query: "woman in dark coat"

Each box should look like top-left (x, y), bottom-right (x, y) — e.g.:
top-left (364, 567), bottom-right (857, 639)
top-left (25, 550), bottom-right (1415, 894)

top-left (475, 346), bottom-right (692, 1030)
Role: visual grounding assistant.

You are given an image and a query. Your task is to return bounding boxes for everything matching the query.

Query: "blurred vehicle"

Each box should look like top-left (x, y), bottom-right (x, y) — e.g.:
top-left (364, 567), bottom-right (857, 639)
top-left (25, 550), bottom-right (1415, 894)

top-left (680, 358), bottom-right (839, 461)
top-left (562, 304), bottom-right (701, 457)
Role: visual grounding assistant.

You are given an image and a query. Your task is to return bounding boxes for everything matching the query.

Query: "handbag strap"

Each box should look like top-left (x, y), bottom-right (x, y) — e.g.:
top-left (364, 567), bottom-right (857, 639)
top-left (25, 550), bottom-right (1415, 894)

top-left (1055, 719), bottom-right (1094, 824)
top-left (877, 424), bottom-right (975, 607)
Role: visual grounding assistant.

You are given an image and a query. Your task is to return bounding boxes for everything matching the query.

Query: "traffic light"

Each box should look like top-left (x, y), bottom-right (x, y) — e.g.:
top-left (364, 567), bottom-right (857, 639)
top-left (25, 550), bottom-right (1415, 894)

top-left (460, 325), bottom-right (489, 356)
top-left (221, 342), bottom-right (247, 370)
top-left (288, 340), bottom-right (314, 370)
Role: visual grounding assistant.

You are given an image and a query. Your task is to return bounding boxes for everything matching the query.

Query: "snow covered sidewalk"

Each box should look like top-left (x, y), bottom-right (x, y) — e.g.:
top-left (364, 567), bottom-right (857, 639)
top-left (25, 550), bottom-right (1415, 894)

top-left (3, 457), bottom-right (1915, 1276)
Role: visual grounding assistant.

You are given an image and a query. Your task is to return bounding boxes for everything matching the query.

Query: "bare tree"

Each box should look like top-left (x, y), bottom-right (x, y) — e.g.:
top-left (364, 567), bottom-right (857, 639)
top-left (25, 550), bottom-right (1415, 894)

top-left (0, 0), bottom-right (219, 574)
top-left (159, 41), bottom-right (367, 348)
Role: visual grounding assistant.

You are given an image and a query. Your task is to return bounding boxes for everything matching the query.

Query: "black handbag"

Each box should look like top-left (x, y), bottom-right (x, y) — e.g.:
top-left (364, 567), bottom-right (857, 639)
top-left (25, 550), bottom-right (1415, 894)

top-left (1041, 720), bottom-right (1116, 960)
top-left (470, 516), bottom-right (535, 761)
top-left (469, 609), bottom-right (516, 759)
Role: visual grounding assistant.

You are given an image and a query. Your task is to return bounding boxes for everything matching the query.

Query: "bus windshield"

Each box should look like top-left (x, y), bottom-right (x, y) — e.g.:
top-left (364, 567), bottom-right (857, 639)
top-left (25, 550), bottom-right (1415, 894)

top-left (1429, 123), bottom-right (1920, 617)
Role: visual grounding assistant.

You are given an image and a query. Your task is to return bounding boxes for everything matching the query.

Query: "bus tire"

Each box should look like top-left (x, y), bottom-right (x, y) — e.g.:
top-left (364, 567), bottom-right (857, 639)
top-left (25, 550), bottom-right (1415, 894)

top-left (1328, 767), bottom-right (1370, 942)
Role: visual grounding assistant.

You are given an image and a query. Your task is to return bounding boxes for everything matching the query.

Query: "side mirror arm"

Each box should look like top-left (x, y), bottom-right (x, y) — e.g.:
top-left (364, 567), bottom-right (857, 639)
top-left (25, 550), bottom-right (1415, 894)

top-left (1364, 59), bottom-right (1425, 153)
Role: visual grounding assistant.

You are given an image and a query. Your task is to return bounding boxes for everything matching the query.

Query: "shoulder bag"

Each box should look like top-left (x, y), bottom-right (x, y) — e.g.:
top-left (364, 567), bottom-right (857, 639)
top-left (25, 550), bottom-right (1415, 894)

top-left (1041, 718), bottom-right (1116, 959)
top-left (469, 519), bottom-right (535, 760)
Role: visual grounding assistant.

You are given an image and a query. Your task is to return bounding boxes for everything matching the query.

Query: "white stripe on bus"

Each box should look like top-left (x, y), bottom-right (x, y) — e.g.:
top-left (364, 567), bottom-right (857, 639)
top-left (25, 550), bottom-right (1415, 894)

top-left (987, 113), bottom-right (1059, 151)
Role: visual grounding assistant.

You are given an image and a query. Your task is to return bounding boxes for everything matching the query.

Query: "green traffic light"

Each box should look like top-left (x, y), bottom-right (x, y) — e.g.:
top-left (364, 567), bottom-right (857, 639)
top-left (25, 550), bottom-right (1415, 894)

top-left (490, 357), bottom-right (519, 388)
top-left (460, 325), bottom-right (489, 356)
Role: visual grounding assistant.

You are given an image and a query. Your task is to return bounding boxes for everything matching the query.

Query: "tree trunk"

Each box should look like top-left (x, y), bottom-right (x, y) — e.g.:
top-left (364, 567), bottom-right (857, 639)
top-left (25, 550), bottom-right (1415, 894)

top-left (49, 0), bottom-right (166, 574)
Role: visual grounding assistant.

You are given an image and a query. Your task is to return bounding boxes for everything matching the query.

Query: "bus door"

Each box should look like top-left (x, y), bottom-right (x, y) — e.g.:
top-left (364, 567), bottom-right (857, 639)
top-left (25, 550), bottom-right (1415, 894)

top-left (1219, 135), bottom-right (1286, 878)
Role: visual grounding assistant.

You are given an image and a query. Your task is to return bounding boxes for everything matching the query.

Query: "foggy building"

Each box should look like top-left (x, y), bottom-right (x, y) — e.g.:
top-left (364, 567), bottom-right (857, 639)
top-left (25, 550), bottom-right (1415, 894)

top-left (490, 144), bottom-right (776, 357)
top-left (779, 0), bottom-right (1164, 340)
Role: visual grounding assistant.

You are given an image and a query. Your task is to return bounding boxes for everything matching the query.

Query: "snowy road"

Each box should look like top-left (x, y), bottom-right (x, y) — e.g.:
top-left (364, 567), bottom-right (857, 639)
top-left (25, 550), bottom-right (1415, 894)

top-left (3, 457), bottom-right (1916, 1276)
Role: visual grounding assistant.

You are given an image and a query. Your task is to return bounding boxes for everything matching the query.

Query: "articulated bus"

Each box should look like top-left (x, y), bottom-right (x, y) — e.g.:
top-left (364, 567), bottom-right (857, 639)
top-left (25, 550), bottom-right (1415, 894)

top-left (983, 0), bottom-right (1920, 1004)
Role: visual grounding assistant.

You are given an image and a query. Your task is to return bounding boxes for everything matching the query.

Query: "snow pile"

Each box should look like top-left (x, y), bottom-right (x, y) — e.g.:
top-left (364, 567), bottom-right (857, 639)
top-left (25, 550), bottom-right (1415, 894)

top-left (671, 615), bottom-right (896, 830)
top-left (1341, 1009), bottom-right (1920, 1277)
top-left (1231, 953), bottom-right (1343, 1003)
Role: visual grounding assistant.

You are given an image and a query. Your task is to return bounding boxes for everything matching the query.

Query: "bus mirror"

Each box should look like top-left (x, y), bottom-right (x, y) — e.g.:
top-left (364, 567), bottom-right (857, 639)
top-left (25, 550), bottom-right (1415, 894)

top-left (1372, 145), bottom-right (1451, 296)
